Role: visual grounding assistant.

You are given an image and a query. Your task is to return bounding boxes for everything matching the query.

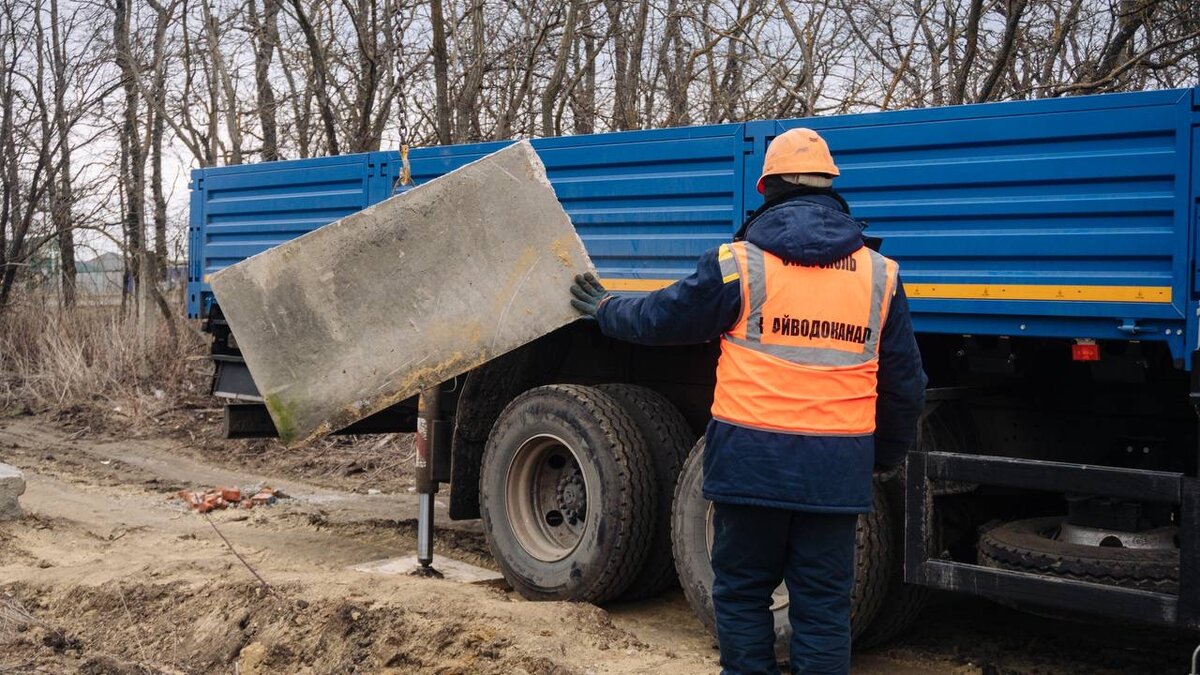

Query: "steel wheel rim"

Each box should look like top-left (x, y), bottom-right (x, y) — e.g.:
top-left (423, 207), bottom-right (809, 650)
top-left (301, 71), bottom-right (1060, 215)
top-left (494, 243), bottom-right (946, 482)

top-left (705, 503), bottom-right (789, 611)
top-left (505, 434), bottom-right (589, 562)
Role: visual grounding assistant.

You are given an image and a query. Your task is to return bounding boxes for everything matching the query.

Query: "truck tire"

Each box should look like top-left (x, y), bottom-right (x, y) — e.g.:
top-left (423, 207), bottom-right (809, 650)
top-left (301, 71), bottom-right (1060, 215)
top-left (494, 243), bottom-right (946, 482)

top-left (671, 438), bottom-right (891, 662)
top-left (597, 384), bottom-right (695, 601)
top-left (978, 516), bottom-right (1179, 593)
top-left (853, 472), bottom-right (929, 650)
top-left (854, 403), bottom-right (968, 649)
top-left (480, 384), bottom-right (655, 603)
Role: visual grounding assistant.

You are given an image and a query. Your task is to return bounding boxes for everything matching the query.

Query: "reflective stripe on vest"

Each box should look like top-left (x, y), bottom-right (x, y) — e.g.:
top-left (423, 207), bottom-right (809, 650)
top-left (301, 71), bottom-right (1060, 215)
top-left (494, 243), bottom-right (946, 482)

top-left (711, 242), bottom-right (899, 436)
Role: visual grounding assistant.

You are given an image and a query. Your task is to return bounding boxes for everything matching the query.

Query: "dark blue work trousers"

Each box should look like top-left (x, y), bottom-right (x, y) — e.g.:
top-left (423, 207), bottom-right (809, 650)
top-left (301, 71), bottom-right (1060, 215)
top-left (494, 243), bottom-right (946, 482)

top-left (711, 502), bottom-right (857, 675)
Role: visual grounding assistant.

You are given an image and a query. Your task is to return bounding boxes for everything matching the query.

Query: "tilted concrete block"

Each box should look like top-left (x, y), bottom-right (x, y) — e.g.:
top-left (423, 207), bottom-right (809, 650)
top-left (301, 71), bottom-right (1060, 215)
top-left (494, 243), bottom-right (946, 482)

top-left (211, 141), bottom-right (594, 446)
top-left (0, 463), bottom-right (26, 520)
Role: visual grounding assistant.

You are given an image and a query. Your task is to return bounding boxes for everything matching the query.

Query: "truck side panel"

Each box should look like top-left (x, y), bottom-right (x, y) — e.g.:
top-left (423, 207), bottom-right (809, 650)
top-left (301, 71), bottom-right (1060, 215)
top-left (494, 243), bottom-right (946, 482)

top-left (188, 88), bottom-right (1200, 362)
top-left (752, 89), bottom-right (1196, 361)
top-left (1189, 91), bottom-right (1200, 357)
top-left (406, 124), bottom-right (745, 285)
top-left (188, 152), bottom-right (395, 317)
top-left (191, 125), bottom-right (745, 318)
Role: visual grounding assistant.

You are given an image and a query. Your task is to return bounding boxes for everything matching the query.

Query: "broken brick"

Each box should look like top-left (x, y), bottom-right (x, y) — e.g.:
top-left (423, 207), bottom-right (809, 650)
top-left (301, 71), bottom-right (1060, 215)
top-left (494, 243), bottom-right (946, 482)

top-left (173, 484), bottom-right (286, 513)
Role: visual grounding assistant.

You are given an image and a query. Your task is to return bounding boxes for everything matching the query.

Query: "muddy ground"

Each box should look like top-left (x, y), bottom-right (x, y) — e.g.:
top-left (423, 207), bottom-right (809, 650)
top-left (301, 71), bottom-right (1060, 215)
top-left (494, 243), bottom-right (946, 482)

top-left (1, 413), bottom-right (1196, 674)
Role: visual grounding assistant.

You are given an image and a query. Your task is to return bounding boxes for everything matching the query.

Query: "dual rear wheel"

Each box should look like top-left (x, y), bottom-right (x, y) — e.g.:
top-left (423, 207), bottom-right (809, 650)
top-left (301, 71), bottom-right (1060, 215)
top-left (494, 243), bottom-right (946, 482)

top-left (479, 383), bottom-right (920, 653)
top-left (479, 384), bottom-right (690, 603)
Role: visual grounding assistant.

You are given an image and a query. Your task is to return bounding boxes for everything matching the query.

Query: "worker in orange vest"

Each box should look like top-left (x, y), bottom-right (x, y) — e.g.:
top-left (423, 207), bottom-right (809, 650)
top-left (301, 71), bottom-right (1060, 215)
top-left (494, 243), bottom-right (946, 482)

top-left (571, 128), bottom-right (927, 674)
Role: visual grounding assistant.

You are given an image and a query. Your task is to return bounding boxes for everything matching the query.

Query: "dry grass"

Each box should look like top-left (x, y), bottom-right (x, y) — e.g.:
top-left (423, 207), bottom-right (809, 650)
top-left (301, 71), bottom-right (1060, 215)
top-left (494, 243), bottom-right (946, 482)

top-left (0, 294), bottom-right (208, 424)
top-left (0, 293), bottom-right (415, 494)
top-left (0, 594), bottom-right (35, 637)
top-left (228, 432), bottom-right (417, 492)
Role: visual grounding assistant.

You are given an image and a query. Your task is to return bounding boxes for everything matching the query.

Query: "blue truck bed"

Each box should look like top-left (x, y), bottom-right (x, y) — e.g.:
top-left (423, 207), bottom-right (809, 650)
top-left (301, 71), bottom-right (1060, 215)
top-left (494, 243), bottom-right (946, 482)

top-left (189, 87), bottom-right (1200, 364)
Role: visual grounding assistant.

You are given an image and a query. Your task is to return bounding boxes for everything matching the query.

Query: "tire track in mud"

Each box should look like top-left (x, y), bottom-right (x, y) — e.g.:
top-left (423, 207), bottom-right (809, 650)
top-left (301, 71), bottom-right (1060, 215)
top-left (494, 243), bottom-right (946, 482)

top-left (0, 416), bottom-right (712, 674)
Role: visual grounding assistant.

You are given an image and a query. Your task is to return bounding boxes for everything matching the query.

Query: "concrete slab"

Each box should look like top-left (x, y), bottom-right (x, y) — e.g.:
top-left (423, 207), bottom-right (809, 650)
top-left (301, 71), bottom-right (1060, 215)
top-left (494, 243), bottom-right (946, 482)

top-left (0, 463), bottom-right (26, 520)
top-left (210, 141), bottom-right (594, 446)
top-left (353, 555), bottom-right (506, 586)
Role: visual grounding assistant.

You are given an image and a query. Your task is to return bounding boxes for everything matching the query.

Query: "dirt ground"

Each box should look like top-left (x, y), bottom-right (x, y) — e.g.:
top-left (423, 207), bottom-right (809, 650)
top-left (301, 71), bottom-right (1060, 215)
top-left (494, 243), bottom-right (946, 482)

top-left (1, 414), bottom-right (1197, 674)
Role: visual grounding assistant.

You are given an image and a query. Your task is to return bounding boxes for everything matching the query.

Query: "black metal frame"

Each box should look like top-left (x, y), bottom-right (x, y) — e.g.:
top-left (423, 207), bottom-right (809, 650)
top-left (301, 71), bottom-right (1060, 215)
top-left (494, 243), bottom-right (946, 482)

top-left (905, 450), bottom-right (1200, 629)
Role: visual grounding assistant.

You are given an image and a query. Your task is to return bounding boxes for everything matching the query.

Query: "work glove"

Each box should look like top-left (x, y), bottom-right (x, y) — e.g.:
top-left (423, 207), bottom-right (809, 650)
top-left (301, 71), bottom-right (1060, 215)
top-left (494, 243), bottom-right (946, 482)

top-left (570, 273), bottom-right (611, 317)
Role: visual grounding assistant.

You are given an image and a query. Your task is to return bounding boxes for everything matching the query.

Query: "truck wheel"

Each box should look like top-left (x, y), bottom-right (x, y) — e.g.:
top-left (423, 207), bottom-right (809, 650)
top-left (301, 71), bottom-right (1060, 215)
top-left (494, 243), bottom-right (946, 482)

top-left (671, 438), bottom-right (891, 662)
top-left (480, 384), bottom-right (655, 603)
top-left (978, 516), bottom-right (1179, 593)
top-left (853, 472), bottom-right (929, 650)
top-left (597, 384), bottom-right (695, 601)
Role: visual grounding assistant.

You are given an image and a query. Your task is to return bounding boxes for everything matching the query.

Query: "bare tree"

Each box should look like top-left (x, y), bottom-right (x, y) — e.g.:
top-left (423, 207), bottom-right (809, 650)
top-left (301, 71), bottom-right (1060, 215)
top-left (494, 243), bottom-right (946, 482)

top-left (289, 0), bottom-right (340, 153)
top-left (0, 0), bottom-right (53, 311)
top-left (112, 0), bottom-right (143, 290)
top-left (428, 0), bottom-right (451, 143)
top-left (147, 0), bottom-right (177, 279)
top-left (0, 0), bottom-right (1195, 313)
top-left (605, 0), bottom-right (650, 130)
top-left (248, 0), bottom-right (283, 161)
top-left (46, 0), bottom-right (76, 305)
top-left (540, 0), bottom-right (580, 137)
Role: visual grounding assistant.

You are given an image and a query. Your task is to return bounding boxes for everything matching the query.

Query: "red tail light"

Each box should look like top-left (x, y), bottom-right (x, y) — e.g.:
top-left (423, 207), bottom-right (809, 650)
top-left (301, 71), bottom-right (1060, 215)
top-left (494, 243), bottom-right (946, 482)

top-left (1072, 340), bottom-right (1100, 361)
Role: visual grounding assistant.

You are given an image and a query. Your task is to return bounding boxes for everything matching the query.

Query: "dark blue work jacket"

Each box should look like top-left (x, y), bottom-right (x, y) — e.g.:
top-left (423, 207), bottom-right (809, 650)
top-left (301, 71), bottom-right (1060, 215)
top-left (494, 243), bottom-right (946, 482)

top-left (595, 194), bottom-right (927, 513)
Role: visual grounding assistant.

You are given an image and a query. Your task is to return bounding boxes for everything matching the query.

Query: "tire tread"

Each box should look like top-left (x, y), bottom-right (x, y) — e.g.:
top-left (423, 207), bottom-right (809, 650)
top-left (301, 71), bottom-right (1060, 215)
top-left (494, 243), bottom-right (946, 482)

top-left (597, 384), bottom-right (694, 601)
top-left (853, 475), bottom-right (929, 650)
top-left (480, 384), bottom-right (656, 603)
top-left (978, 516), bottom-right (1179, 594)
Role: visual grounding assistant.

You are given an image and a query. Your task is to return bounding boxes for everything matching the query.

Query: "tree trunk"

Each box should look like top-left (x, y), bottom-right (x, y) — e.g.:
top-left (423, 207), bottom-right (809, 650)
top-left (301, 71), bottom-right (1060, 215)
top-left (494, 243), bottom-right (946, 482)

top-left (346, 0), bottom-right (380, 152)
top-left (455, 1), bottom-right (486, 142)
top-left (976, 0), bottom-right (1029, 101)
top-left (605, 0), bottom-right (649, 130)
top-left (0, 5), bottom-right (18, 313)
top-left (1, 0), bottom-right (47, 309)
top-left (659, 0), bottom-right (691, 127)
top-left (571, 25), bottom-right (597, 134)
top-left (290, 0), bottom-right (340, 154)
top-left (278, 40), bottom-right (310, 158)
top-left (495, 11), bottom-right (553, 139)
top-left (951, 0), bottom-right (984, 104)
top-left (48, 0), bottom-right (75, 307)
top-left (1070, 0), bottom-right (1160, 94)
top-left (200, 0), bottom-right (243, 163)
top-left (149, 0), bottom-right (172, 280)
top-left (541, 1), bottom-right (581, 137)
top-left (429, 0), bottom-right (451, 144)
top-left (249, 0), bottom-right (282, 161)
top-left (113, 0), bottom-right (144, 298)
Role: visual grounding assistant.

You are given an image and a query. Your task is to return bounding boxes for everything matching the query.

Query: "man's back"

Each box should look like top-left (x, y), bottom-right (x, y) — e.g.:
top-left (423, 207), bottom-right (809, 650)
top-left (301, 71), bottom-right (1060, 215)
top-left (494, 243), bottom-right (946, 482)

top-left (573, 128), bottom-right (926, 674)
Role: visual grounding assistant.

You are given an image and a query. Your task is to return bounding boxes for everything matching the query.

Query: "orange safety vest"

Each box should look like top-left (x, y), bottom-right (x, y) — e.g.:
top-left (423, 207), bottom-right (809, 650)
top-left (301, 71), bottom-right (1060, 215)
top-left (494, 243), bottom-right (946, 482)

top-left (711, 241), bottom-right (899, 436)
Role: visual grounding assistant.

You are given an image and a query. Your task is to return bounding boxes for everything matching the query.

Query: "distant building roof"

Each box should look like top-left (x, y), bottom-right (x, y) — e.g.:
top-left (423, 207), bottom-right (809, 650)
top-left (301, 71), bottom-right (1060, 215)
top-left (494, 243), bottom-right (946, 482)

top-left (75, 251), bottom-right (124, 274)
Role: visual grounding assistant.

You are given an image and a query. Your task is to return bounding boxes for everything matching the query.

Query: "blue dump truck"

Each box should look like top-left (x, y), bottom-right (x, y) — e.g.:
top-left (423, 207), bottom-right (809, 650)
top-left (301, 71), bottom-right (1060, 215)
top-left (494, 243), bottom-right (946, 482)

top-left (190, 87), bottom-right (1200, 647)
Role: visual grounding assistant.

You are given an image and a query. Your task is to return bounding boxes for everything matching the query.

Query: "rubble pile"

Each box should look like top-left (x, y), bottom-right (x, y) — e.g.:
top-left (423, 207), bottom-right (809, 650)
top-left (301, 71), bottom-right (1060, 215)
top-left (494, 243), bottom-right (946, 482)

top-left (174, 486), bottom-right (286, 513)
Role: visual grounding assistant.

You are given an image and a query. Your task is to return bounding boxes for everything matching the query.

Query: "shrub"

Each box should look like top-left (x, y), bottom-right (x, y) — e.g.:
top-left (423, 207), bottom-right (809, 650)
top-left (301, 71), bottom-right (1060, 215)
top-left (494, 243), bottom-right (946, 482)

top-left (0, 293), bottom-right (206, 423)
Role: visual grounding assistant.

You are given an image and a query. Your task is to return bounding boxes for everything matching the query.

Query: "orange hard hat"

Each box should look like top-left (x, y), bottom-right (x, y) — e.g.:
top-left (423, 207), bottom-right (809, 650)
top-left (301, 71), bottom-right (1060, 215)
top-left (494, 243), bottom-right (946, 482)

top-left (757, 128), bottom-right (839, 194)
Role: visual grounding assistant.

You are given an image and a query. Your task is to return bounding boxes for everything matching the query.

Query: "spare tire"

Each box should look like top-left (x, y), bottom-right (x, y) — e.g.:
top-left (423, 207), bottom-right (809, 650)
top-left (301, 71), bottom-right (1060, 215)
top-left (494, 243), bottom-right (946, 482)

top-left (480, 384), bottom-right (655, 603)
top-left (596, 384), bottom-right (695, 601)
top-left (671, 437), bottom-right (891, 662)
top-left (978, 516), bottom-right (1179, 594)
